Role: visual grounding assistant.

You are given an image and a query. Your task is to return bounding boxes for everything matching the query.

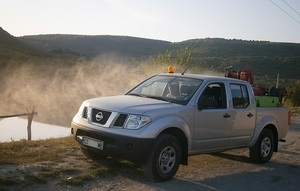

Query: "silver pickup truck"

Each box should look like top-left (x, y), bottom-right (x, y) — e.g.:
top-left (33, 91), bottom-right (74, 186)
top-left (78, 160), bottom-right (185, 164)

top-left (71, 72), bottom-right (291, 181)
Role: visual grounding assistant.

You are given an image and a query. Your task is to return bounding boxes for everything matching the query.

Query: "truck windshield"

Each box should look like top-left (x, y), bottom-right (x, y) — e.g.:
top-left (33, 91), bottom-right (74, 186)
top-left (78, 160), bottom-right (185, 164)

top-left (126, 75), bottom-right (203, 105)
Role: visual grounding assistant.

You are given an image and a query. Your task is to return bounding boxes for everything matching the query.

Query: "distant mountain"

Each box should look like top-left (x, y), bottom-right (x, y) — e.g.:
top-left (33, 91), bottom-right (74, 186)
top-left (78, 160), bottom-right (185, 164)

top-left (0, 27), bottom-right (29, 62)
top-left (174, 38), bottom-right (300, 57)
top-left (171, 38), bottom-right (300, 78)
top-left (19, 34), bottom-right (300, 58)
top-left (19, 34), bottom-right (171, 57)
top-left (0, 27), bottom-right (25, 48)
top-left (0, 27), bottom-right (47, 61)
top-left (1, 27), bottom-right (299, 79)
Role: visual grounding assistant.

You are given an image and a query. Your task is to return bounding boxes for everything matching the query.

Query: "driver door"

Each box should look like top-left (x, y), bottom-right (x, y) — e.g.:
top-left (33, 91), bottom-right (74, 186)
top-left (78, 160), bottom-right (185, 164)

top-left (192, 82), bottom-right (232, 151)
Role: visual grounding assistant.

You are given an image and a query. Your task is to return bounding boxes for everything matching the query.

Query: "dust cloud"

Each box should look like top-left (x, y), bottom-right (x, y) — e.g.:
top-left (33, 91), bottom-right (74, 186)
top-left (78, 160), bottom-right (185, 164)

top-left (0, 56), bottom-right (166, 126)
top-left (0, 55), bottom-right (223, 127)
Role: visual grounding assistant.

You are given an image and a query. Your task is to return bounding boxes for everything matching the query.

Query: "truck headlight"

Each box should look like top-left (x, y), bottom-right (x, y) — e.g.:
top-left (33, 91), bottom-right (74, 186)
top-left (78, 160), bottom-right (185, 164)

top-left (124, 115), bottom-right (151, 129)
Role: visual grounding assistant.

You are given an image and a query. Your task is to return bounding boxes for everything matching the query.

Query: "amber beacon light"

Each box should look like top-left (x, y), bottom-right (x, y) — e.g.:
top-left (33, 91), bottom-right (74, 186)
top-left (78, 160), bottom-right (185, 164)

top-left (168, 65), bottom-right (175, 73)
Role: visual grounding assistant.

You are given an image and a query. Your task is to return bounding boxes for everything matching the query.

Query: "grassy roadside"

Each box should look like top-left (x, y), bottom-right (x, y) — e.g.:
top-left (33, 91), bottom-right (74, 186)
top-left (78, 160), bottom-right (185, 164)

top-left (0, 136), bottom-right (118, 190)
top-left (0, 136), bottom-right (78, 164)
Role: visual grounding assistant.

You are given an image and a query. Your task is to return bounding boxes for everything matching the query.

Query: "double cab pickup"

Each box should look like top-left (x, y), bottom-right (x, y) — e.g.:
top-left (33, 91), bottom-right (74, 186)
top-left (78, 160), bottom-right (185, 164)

top-left (71, 72), bottom-right (290, 181)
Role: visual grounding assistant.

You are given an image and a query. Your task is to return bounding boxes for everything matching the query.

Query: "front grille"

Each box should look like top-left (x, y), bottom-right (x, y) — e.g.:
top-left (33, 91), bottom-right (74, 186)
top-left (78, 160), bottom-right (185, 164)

top-left (91, 109), bottom-right (111, 125)
top-left (114, 114), bottom-right (128, 127)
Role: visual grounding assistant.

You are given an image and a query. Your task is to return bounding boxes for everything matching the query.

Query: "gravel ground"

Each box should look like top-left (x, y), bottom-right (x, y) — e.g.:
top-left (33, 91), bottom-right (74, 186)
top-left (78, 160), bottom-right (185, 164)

top-left (1, 115), bottom-right (299, 191)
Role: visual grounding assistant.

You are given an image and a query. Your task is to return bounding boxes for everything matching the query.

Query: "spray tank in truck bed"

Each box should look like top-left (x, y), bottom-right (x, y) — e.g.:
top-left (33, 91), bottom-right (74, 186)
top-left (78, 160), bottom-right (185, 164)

top-left (224, 66), bottom-right (287, 107)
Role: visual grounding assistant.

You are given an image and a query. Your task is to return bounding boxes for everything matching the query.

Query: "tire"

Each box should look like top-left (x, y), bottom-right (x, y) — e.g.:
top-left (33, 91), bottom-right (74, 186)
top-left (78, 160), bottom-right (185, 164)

top-left (80, 147), bottom-right (107, 161)
top-left (249, 129), bottom-right (274, 163)
top-left (143, 134), bottom-right (182, 182)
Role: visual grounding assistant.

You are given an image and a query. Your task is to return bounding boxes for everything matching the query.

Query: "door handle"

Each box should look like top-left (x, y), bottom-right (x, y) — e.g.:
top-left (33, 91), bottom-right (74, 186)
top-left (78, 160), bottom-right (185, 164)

top-left (223, 113), bottom-right (231, 118)
top-left (247, 113), bottom-right (254, 118)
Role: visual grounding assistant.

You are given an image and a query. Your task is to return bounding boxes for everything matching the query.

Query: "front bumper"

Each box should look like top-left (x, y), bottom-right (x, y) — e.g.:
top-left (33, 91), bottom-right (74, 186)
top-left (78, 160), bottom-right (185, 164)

top-left (71, 122), bottom-right (155, 164)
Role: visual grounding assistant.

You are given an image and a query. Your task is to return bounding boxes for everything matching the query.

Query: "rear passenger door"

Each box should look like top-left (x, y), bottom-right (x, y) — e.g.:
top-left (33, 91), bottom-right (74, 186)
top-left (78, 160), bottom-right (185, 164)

top-left (228, 83), bottom-right (256, 147)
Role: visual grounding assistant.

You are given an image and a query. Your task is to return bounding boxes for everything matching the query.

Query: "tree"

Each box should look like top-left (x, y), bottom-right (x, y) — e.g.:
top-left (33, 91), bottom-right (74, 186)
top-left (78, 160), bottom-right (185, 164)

top-left (286, 80), bottom-right (300, 106)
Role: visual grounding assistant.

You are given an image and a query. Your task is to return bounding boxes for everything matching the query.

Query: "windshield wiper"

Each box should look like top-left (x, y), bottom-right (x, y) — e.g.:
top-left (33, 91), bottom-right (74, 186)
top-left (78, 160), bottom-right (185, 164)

top-left (128, 94), bottom-right (173, 103)
top-left (145, 95), bottom-right (171, 102)
top-left (127, 93), bottom-right (142, 97)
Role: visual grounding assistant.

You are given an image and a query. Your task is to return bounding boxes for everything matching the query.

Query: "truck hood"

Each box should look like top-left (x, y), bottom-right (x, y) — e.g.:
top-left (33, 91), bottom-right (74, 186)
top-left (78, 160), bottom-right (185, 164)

top-left (83, 95), bottom-right (180, 115)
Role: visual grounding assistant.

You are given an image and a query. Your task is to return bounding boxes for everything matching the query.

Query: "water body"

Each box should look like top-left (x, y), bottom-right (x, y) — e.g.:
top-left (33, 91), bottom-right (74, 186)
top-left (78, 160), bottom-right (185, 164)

top-left (0, 117), bottom-right (70, 142)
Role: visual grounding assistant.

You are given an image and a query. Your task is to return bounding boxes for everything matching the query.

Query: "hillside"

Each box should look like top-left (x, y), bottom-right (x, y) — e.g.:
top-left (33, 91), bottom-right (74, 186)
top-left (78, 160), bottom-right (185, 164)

top-left (18, 34), bottom-right (300, 79)
top-left (0, 27), bottom-right (82, 66)
top-left (173, 38), bottom-right (300, 79)
top-left (0, 27), bottom-right (32, 52)
top-left (20, 34), bottom-right (171, 58)
top-left (0, 27), bottom-right (48, 63)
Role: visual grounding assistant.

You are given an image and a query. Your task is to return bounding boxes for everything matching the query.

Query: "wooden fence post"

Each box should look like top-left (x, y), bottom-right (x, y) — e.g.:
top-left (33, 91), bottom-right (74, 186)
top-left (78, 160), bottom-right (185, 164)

top-left (26, 108), bottom-right (35, 141)
top-left (0, 109), bottom-right (37, 141)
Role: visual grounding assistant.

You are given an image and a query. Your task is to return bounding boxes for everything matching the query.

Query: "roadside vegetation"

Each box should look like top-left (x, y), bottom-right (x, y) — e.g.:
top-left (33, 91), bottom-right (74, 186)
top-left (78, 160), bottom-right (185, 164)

top-left (0, 136), bottom-right (77, 164)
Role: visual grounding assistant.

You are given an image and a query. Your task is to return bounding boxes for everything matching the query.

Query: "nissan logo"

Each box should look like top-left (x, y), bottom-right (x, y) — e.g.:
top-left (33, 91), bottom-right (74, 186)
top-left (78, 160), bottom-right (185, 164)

top-left (95, 112), bottom-right (103, 121)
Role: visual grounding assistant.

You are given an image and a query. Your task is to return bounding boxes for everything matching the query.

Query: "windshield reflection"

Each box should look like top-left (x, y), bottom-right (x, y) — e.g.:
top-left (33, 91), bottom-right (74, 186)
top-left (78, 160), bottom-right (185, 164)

top-left (126, 75), bottom-right (203, 105)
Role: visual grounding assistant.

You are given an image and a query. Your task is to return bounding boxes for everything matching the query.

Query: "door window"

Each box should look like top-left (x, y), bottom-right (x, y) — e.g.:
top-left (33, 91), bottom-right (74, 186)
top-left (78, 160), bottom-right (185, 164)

top-left (230, 84), bottom-right (249, 109)
top-left (199, 83), bottom-right (227, 109)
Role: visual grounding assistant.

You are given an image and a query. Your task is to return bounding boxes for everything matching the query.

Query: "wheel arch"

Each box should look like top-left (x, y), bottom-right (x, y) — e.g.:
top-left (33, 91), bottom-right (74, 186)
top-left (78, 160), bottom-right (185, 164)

top-left (160, 127), bottom-right (188, 165)
top-left (249, 114), bottom-right (279, 149)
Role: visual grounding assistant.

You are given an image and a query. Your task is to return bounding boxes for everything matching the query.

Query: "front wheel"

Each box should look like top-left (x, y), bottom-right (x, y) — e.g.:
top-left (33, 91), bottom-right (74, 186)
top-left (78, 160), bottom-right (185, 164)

top-left (143, 134), bottom-right (182, 182)
top-left (249, 129), bottom-right (275, 163)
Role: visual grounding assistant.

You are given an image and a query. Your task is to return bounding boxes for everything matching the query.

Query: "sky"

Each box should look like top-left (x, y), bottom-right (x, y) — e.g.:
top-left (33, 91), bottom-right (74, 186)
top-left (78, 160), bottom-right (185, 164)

top-left (0, 0), bottom-right (300, 43)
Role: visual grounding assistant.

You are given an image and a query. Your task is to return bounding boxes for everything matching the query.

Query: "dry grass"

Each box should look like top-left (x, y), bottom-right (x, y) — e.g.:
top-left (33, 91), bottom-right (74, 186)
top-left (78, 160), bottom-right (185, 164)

top-left (0, 136), bottom-right (95, 188)
top-left (0, 136), bottom-right (78, 164)
top-left (0, 136), bottom-right (136, 190)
